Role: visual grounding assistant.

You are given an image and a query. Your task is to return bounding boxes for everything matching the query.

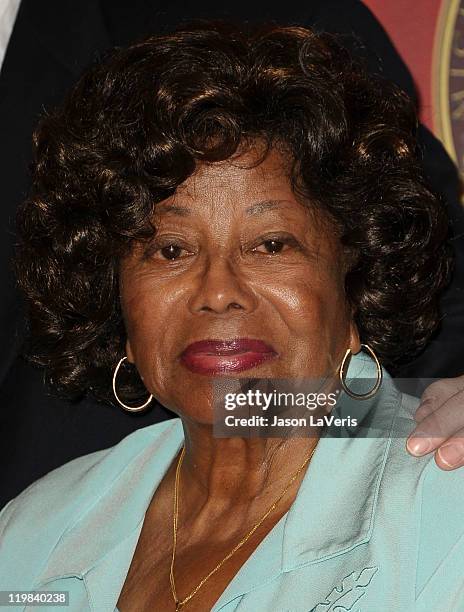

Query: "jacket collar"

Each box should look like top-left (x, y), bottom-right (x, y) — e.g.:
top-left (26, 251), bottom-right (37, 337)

top-left (213, 354), bottom-right (401, 608)
top-left (32, 352), bottom-right (401, 611)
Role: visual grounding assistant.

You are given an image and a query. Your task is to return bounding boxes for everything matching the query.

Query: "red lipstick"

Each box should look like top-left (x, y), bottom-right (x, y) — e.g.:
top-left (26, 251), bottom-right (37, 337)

top-left (179, 338), bottom-right (278, 375)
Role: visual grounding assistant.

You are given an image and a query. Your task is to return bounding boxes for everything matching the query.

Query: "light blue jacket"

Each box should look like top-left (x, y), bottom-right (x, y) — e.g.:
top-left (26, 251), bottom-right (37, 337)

top-left (0, 352), bottom-right (463, 611)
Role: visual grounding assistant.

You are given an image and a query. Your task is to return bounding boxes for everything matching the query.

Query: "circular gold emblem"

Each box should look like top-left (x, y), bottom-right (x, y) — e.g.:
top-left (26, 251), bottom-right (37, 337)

top-left (434, 0), bottom-right (464, 182)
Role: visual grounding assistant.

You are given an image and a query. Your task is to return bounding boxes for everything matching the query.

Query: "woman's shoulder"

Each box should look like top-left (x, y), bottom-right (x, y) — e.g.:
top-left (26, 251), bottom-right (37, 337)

top-left (391, 391), bottom-right (464, 605)
top-left (378, 387), bottom-right (464, 542)
top-left (0, 417), bottom-right (182, 591)
top-left (0, 418), bottom-right (181, 541)
top-left (392, 390), bottom-right (464, 510)
top-left (414, 436), bottom-right (464, 603)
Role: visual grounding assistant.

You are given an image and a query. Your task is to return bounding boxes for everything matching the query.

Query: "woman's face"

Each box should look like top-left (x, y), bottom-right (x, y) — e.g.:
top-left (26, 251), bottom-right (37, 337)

top-left (120, 145), bottom-right (360, 422)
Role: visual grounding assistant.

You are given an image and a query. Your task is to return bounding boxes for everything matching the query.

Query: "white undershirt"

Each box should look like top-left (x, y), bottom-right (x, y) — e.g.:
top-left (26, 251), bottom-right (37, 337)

top-left (0, 0), bottom-right (21, 70)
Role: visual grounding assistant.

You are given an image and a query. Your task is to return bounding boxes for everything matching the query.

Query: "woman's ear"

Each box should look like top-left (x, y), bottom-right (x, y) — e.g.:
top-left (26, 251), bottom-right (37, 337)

top-left (125, 339), bottom-right (135, 363)
top-left (349, 321), bottom-right (362, 354)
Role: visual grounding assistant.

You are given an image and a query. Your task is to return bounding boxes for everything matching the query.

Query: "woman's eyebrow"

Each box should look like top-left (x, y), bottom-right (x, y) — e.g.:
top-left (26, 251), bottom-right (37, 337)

top-left (154, 203), bottom-right (191, 216)
top-left (245, 200), bottom-right (290, 216)
top-left (155, 199), bottom-right (290, 217)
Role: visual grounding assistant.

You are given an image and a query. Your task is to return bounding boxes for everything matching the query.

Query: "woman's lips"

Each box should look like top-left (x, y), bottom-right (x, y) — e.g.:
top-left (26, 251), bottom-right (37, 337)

top-left (179, 338), bottom-right (278, 375)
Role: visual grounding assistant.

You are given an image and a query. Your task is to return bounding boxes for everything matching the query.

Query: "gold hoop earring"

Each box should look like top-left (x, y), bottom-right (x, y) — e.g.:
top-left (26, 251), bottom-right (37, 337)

top-left (339, 343), bottom-right (382, 400)
top-left (112, 356), bottom-right (153, 413)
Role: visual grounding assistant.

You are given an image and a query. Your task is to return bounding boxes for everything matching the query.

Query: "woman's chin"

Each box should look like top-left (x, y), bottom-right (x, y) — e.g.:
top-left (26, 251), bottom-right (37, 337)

top-left (176, 408), bottom-right (217, 427)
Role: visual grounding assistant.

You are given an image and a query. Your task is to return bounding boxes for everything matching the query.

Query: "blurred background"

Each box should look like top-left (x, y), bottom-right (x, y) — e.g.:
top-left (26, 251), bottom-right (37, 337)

top-left (365, 0), bottom-right (464, 185)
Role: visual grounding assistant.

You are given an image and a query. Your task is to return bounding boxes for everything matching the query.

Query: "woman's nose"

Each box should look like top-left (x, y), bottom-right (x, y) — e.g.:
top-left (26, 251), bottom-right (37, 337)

top-left (187, 255), bottom-right (257, 315)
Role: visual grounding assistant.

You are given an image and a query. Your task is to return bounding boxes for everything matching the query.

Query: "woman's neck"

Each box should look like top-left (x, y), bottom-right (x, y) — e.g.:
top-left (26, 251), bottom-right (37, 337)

top-left (179, 419), bottom-right (321, 513)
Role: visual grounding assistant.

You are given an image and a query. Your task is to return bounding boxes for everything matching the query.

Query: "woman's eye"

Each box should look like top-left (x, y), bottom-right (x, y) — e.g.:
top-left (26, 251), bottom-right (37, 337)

top-left (264, 240), bottom-right (284, 254)
top-left (253, 239), bottom-right (287, 254)
top-left (152, 244), bottom-right (189, 260)
top-left (161, 245), bottom-right (183, 259)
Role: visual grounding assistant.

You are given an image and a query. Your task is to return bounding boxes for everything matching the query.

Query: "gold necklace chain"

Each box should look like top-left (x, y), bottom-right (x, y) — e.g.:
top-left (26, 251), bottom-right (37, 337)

top-left (169, 442), bottom-right (318, 610)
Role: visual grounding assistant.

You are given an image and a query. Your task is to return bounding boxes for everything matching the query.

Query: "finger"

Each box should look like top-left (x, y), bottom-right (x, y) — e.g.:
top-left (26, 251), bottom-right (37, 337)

top-left (414, 397), bottom-right (437, 423)
top-left (406, 431), bottom-right (444, 457)
top-left (415, 379), bottom-right (464, 423)
top-left (407, 393), bottom-right (464, 455)
top-left (435, 431), bottom-right (464, 470)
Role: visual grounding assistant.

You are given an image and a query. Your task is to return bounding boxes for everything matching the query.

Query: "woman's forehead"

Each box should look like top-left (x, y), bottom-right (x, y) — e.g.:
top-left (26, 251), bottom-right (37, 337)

top-left (156, 147), bottom-right (301, 215)
top-left (153, 199), bottom-right (309, 227)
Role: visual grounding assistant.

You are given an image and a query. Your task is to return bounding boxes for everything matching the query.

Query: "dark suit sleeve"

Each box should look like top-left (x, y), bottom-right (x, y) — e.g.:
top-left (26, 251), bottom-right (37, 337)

top-left (0, 0), bottom-right (172, 510)
top-left (303, 0), bottom-right (416, 100)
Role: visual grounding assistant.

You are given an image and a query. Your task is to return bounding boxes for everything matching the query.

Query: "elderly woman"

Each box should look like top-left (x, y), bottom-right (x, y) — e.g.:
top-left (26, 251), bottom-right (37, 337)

top-left (0, 22), bottom-right (463, 612)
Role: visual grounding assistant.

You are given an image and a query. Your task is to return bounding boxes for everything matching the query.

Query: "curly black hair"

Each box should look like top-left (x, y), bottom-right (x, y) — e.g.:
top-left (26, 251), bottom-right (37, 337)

top-left (15, 21), bottom-right (453, 404)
